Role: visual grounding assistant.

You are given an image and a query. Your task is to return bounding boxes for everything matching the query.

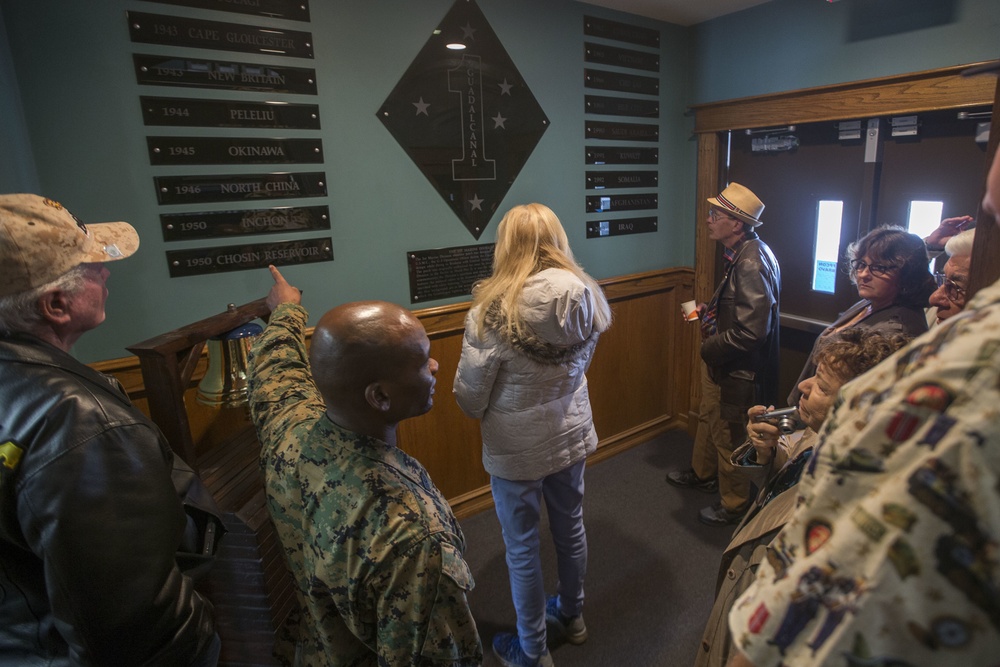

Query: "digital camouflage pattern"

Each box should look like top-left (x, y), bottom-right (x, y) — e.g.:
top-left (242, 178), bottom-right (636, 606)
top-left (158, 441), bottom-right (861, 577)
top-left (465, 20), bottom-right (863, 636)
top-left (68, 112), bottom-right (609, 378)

top-left (248, 303), bottom-right (483, 666)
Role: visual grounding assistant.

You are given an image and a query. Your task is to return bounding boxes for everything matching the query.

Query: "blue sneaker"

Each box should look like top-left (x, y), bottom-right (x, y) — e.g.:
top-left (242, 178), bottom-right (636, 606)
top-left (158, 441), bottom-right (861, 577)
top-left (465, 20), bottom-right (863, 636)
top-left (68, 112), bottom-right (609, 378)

top-left (545, 595), bottom-right (588, 645)
top-left (492, 632), bottom-right (554, 667)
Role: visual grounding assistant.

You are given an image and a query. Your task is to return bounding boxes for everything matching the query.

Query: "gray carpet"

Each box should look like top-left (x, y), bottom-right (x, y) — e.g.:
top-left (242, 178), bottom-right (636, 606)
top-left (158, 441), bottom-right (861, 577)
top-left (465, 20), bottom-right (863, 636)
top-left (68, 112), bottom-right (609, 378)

top-left (460, 430), bottom-right (733, 666)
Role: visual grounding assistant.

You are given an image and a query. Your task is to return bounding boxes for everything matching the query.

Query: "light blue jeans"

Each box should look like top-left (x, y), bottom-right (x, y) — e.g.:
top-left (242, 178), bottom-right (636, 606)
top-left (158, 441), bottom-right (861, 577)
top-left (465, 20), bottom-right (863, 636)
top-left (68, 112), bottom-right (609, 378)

top-left (491, 460), bottom-right (587, 659)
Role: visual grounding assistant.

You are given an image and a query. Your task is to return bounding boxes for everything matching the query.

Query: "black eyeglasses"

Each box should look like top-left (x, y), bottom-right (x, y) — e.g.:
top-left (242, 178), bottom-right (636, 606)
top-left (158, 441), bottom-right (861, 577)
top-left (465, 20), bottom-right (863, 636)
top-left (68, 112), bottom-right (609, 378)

top-left (849, 259), bottom-right (898, 278)
top-left (934, 272), bottom-right (967, 304)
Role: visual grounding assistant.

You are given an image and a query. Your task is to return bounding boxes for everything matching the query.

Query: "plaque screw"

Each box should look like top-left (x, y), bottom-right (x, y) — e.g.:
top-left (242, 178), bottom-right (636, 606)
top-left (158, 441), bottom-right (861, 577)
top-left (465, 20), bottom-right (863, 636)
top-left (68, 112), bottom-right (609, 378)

top-left (140, 66), bottom-right (148, 72)
top-left (153, 148), bottom-right (160, 153)
top-left (314, 148), bottom-right (319, 153)
top-left (166, 224), bottom-right (174, 230)
top-left (308, 78), bottom-right (315, 84)
top-left (311, 114), bottom-right (317, 119)
top-left (321, 214), bottom-right (328, 220)
top-left (132, 23), bottom-right (140, 29)
top-left (172, 261), bottom-right (179, 266)
top-left (318, 181), bottom-right (325, 187)
top-left (160, 187), bottom-right (168, 193)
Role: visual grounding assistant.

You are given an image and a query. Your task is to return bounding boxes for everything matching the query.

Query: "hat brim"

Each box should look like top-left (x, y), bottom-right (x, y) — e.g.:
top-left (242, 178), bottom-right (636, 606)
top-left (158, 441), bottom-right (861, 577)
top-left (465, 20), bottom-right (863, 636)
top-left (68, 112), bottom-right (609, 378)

top-left (86, 221), bottom-right (140, 262)
top-left (707, 198), bottom-right (762, 227)
top-left (962, 59), bottom-right (1000, 77)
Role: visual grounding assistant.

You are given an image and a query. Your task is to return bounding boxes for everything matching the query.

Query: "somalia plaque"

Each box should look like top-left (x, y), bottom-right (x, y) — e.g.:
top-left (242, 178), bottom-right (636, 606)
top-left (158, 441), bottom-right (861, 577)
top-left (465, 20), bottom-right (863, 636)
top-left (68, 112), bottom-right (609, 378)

top-left (155, 171), bottom-right (326, 205)
top-left (586, 170), bottom-right (658, 189)
top-left (146, 0), bottom-right (310, 22)
top-left (147, 136), bottom-right (323, 165)
top-left (134, 54), bottom-right (317, 94)
top-left (127, 12), bottom-right (314, 59)
top-left (167, 237), bottom-right (333, 277)
top-left (584, 16), bottom-right (660, 48)
top-left (586, 216), bottom-right (658, 238)
top-left (161, 205), bottom-right (330, 241)
top-left (584, 69), bottom-right (659, 96)
top-left (141, 97), bottom-right (320, 129)
top-left (585, 121), bottom-right (659, 142)
top-left (584, 42), bottom-right (659, 72)
top-left (407, 244), bottom-right (495, 303)
top-left (586, 193), bottom-right (657, 213)
top-left (585, 95), bottom-right (659, 118)
top-left (586, 146), bottom-right (658, 165)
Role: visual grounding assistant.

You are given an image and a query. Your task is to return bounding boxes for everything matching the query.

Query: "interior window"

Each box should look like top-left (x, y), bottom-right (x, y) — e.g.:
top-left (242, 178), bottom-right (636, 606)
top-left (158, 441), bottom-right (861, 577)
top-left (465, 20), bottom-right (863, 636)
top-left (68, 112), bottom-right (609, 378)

top-left (812, 200), bottom-right (844, 294)
top-left (906, 200), bottom-right (943, 238)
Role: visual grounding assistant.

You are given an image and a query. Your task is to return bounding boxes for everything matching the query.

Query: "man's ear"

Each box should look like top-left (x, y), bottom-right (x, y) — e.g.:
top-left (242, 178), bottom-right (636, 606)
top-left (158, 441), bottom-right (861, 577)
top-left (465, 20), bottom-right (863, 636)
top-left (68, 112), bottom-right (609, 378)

top-left (37, 290), bottom-right (72, 326)
top-left (364, 382), bottom-right (390, 412)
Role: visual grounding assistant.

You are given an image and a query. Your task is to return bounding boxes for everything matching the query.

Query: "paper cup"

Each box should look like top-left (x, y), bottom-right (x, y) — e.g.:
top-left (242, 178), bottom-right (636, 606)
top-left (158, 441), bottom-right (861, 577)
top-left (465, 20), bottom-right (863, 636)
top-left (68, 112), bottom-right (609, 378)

top-left (681, 300), bottom-right (699, 322)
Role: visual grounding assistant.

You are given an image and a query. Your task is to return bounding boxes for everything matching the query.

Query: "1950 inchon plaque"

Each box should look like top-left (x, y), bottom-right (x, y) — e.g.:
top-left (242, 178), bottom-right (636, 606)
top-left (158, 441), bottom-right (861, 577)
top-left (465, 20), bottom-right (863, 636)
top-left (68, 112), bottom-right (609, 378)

top-left (147, 136), bottom-right (323, 165)
top-left (161, 205), bottom-right (330, 241)
top-left (407, 244), bottom-right (495, 303)
top-left (134, 54), bottom-right (317, 94)
top-left (127, 11), bottom-right (313, 58)
top-left (167, 237), bottom-right (332, 277)
top-left (155, 172), bottom-right (326, 205)
top-left (141, 97), bottom-right (320, 129)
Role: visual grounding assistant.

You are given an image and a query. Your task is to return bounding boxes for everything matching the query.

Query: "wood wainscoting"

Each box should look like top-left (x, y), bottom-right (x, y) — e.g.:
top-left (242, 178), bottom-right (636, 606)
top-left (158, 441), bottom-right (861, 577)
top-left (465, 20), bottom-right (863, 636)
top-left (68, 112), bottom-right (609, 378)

top-left (92, 266), bottom-right (697, 520)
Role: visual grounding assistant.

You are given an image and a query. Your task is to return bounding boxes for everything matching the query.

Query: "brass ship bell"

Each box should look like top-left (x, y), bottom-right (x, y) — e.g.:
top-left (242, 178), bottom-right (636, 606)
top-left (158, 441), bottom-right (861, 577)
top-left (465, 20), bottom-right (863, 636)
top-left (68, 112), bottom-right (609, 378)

top-left (196, 322), bottom-right (264, 408)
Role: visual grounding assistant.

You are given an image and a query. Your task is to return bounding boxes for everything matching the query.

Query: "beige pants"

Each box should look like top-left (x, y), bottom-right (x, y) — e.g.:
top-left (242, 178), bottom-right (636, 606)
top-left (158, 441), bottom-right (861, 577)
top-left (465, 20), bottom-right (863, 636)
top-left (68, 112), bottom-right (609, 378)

top-left (691, 362), bottom-right (752, 512)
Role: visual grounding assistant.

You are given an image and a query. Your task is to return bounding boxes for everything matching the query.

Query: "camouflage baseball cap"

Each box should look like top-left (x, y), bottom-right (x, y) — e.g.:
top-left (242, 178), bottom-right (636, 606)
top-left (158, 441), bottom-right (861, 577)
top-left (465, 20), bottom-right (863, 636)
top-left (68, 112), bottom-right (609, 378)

top-left (0, 194), bottom-right (140, 298)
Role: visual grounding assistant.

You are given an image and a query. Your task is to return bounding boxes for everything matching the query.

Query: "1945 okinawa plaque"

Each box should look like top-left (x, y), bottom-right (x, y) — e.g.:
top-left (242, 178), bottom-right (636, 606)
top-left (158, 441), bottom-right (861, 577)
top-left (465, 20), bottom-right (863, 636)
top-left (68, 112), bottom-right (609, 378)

top-left (127, 11), bottom-right (314, 58)
top-left (584, 16), bottom-right (660, 48)
top-left (585, 95), bottom-right (659, 118)
top-left (141, 97), bottom-right (320, 129)
top-left (585, 170), bottom-right (657, 189)
top-left (134, 54), bottom-right (317, 94)
top-left (586, 216), bottom-right (658, 239)
top-left (584, 42), bottom-right (659, 72)
top-left (407, 244), bottom-right (495, 303)
top-left (146, 0), bottom-right (310, 22)
top-left (147, 136), bottom-right (323, 165)
top-left (586, 146), bottom-right (658, 165)
top-left (377, 0), bottom-right (549, 240)
top-left (155, 171), bottom-right (326, 205)
top-left (584, 69), bottom-right (658, 96)
top-left (161, 205), bottom-right (329, 241)
top-left (586, 193), bottom-right (657, 213)
top-left (167, 237), bottom-right (332, 277)
top-left (586, 121), bottom-right (658, 142)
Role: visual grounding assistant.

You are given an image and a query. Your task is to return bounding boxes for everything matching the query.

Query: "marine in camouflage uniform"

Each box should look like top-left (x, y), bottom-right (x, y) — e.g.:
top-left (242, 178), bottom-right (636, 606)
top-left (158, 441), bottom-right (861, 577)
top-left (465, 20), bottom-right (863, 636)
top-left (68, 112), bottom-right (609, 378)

top-left (248, 300), bottom-right (483, 666)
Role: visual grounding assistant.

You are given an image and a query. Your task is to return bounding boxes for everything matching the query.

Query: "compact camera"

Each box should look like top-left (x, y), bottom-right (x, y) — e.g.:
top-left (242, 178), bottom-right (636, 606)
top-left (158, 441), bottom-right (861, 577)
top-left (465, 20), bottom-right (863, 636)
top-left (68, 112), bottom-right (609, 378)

top-left (752, 406), bottom-right (801, 435)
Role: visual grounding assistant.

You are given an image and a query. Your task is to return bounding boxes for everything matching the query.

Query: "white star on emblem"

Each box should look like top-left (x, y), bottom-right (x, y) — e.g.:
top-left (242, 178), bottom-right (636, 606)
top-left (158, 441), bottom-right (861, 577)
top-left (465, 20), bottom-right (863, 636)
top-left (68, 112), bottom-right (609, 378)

top-left (461, 22), bottom-right (477, 40)
top-left (492, 113), bottom-right (507, 129)
top-left (499, 79), bottom-right (513, 96)
top-left (413, 98), bottom-right (430, 116)
top-left (469, 195), bottom-right (484, 211)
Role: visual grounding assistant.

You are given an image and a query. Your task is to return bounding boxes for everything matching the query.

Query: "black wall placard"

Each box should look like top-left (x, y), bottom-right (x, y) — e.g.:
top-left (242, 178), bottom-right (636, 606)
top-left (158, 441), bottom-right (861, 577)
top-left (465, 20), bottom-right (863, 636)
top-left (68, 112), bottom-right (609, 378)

top-left (585, 193), bottom-right (658, 213)
top-left (584, 69), bottom-right (659, 96)
top-left (585, 95), bottom-right (659, 118)
top-left (161, 205), bottom-right (330, 241)
top-left (134, 54), bottom-right (318, 94)
top-left (141, 96), bottom-right (321, 129)
top-left (585, 170), bottom-right (658, 189)
top-left (585, 121), bottom-right (659, 142)
top-left (127, 11), bottom-right (314, 58)
top-left (407, 244), bottom-right (495, 303)
top-left (584, 42), bottom-right (659, 72)
top-left (147, 136), bottom-right (323, 165)
top-left (585, 146), bottom-right (658, 165)
top-left (586, 216), bottom-right (658, 238)
top-left (155, 171), bottom-right (327, 205)
top-left (584, 16), bottom-right (660, 48)
top-left (145, 0), bottom-right (311, 21)
top-left (167, 237), bottom-right (333, 277)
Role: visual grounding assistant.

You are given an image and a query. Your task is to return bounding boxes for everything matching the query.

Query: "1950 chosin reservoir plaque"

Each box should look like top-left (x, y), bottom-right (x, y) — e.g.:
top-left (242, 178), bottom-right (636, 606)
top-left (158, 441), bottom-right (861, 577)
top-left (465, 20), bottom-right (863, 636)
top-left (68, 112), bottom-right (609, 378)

top-left (167, 237), bottom-right (333, 277)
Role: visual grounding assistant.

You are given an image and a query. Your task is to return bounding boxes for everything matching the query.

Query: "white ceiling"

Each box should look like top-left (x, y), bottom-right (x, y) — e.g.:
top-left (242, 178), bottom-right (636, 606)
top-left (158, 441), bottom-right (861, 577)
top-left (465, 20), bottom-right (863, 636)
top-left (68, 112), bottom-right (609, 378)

top-left (576, 0), bottom-right (774, 27)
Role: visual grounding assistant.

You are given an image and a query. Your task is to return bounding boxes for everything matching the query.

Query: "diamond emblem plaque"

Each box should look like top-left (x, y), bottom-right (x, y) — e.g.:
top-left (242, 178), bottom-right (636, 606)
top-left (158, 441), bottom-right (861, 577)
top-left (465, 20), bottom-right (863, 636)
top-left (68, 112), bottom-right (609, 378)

top-left (377, 0), bottom-right (549, 239)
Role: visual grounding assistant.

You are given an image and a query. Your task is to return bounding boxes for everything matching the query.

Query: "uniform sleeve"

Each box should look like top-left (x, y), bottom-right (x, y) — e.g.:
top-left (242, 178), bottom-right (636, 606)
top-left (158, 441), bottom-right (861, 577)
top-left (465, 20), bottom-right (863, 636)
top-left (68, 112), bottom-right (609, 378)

top-left (701, 253), bottom-right (778, 368)
top-left (17, 422), bottom-right (216, 665)
top-left (372, 534), bottom-right (483, 666)
top-left (453, 311), bottom-right (503, 420)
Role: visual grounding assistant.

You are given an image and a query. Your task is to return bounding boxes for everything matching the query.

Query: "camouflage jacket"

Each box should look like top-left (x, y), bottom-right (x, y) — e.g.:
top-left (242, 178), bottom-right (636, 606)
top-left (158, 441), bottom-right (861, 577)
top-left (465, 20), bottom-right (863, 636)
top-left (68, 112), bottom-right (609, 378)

top-left (248, 303), bottom-right (482, 667)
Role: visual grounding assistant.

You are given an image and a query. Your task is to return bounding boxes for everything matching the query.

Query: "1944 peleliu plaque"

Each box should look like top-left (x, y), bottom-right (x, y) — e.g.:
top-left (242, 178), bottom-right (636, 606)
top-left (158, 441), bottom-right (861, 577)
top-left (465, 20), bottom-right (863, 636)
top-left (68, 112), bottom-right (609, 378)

top-left (141, 96), bottom-right (320, 129)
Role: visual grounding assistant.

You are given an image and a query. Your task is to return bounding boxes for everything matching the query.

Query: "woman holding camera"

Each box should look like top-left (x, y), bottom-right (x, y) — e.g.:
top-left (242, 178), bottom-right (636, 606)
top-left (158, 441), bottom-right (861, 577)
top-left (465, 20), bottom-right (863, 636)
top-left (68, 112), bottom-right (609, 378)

top-left (694, 328), bottom-right (909, 667)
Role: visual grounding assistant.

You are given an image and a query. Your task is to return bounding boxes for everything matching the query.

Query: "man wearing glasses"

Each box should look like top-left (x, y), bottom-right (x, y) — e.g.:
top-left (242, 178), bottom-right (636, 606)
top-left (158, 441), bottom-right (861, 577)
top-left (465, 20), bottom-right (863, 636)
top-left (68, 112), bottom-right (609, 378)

top-left (929, 228), bottom-right (974, 323)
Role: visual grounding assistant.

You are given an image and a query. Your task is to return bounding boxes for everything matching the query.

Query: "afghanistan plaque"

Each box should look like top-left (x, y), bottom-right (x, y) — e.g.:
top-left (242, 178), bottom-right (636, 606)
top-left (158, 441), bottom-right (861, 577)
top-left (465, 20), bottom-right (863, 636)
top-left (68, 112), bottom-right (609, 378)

top-left (134, 54), bottom-right (317, 94)
top-left (584, 42), bottom-right (659, 72)
top-left (586, 193), bottom-right (657, 213)
top-left (161, 205), bottom-right (330, 241)
top-left (127, 12), bottom-right (314, 59)
top-left (584, 69), bottom-right (659, 96)
top-left (167, 237), bottom-right (333, 277)
top-left (586, 121), bottom-right (659, 142)
top-left (147, 136), bottom-right (323, 165)
top-left (585, 95), bottom-right (659, 118)
top-left (155, 171), bottom-right (326, 205)
top-left (586, 216), bottom-right (658, 239)
top-left (407, 244), bottom-right (495, 303)
top-left (141, 97), bottom-right (320, 129)
top-left (586, 170), bottom-right (657, 189)
top-left (586, 146), bottom-right (658, 165)
top-left (146, 0), bottom-right (310, 22)
top-left (584, 16), bottom-right (660, 48)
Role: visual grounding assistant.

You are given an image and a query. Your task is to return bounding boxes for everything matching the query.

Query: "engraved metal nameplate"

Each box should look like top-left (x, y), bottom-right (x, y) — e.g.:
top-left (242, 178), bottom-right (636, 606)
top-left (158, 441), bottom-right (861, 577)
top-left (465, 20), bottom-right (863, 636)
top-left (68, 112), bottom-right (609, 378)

top-left (155, 171), bottom-right (326, 205)
top-left (407, 244), bottom-right (495, 303)
top-left (586, 146), bottom-right (658, 165)
top-left (584, 16), bottom-right (660, 48)
top-left (145, 0), bottom-right (310, 22)
top-left (585, 170), bottom-right (658, 189)
top-left (127, 11), bottom-right (314, 58)
top-left (147, 136), bottom-right (323, 165)
top-left (141, 97), bottom-right (320, 129)
top-left (584, 69), bottom-right (658, 96)
top-left (586, 216), bottom-right (658, 238)
top-left (167, 237), bottom-right (333, 277)
top-left (585, 193), bottom-right (658, 213)
top-left (161, 205), bottom-right (330, 241)
top-left (585, 95), bottom-right (659, 118)
top-left (585, 121), bottom-right (659, 142)
top-left (584, 42), bottom-right (659, 72)
top-left (134, 54), bottom-right (317, 94)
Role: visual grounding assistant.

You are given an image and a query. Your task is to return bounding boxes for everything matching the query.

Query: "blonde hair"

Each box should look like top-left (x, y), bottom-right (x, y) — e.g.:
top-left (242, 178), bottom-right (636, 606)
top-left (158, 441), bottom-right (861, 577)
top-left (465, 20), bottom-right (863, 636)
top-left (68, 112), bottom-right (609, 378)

top-left (471, 203), bottom-right (612, 340)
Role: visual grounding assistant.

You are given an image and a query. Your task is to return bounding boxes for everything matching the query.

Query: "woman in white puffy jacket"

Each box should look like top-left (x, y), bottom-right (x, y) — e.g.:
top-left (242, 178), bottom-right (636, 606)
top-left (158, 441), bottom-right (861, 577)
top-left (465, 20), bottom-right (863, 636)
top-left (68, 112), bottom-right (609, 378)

top-left (454, 203), bottom-right (612, 667)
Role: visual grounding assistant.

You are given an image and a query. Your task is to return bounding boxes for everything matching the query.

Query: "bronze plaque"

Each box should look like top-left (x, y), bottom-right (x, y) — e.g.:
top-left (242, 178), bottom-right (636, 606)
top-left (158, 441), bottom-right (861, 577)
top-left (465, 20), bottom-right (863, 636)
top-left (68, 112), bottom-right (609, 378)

top-left (141, 97), bottom-right (320, 129)
top-left (127, 11), bottom-right (313, 58)
top-left (407, 244), bottom-right (495, 303)
top-left (133, 54), bottom-right (317, 94)
top-left (584, 69), bottom-right (658, 96)
top-left (586, 216), bottom-right (658, 238)
top-left (155, 171), bottom-right (326, 205)
top-left (147, 136), bottom-right (323, 165)
top-left (585, 193), bottom-right (657, 213)
top-left (586, 146), bottom-right (658, 165)
top-left (584, 42), bottom-right (659, 72)
top-left (586, 170), bottom-right (658, 189)
top-left (167, 237), bottom-right (333, 277)
top-left (161, 205), bottom-right (330, 241)
top-left (585, 95), bottom-right (658, 118)
top-left (145, 0), bottom-right (310, 21)
top-left (584, 16), bottom-right (660, 48)
top-left (585, 121), bottom-right (659, 142)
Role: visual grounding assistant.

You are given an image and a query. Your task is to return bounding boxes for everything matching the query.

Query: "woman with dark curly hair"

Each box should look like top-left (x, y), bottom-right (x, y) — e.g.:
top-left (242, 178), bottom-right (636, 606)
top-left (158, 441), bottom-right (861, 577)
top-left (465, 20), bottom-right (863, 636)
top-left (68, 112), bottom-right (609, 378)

top-left (787, 225), bottom-right (935, 404)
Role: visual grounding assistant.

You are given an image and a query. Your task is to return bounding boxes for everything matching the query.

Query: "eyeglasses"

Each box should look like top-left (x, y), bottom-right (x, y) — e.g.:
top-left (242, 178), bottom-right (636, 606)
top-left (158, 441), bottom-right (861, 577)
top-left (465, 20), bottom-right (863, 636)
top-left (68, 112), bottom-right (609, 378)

top-left (849, 259), bottom-right (898, 279)
top-left (708, 209), bottom-right (735, 222)
top-left (934, 272), bottom-right (967, 304)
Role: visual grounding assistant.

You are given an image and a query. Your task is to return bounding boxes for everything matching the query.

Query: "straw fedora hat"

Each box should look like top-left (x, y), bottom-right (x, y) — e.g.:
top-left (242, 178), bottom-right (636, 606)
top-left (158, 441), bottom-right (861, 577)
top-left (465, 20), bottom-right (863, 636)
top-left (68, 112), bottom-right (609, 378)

top-left (707, 183), bottom-right (764, 227)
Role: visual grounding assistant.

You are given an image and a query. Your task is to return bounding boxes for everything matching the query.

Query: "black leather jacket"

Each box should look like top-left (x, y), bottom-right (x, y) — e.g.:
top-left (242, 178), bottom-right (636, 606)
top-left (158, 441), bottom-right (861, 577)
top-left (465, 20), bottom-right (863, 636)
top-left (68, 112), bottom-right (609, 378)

top-left (0, 332), bottom-right (220, 666)
top-left (701, 235), bottom-right (782, 414)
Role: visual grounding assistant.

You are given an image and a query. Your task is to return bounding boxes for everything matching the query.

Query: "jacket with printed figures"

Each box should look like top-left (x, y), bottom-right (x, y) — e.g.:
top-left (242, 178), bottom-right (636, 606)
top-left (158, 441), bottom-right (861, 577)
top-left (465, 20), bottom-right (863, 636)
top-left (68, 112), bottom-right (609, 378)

top-left (454, 268), bottom-right (601, 481)
top-left (0, 332), bottom-right (220, 667)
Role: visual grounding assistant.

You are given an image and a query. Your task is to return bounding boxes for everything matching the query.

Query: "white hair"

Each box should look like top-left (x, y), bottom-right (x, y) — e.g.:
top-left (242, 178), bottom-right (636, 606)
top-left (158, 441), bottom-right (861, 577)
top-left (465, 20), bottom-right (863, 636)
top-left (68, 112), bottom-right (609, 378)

top-left (944, 228), bottom-right (975, 258)
top-left (0, 265), bottom-right (88, 333)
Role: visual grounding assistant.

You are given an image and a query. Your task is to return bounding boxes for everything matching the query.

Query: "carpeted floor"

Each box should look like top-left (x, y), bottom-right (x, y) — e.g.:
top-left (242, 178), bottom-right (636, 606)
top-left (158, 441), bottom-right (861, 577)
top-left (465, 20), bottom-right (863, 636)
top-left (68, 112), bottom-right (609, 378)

top-left (460, 429), bottom-right (734, 666)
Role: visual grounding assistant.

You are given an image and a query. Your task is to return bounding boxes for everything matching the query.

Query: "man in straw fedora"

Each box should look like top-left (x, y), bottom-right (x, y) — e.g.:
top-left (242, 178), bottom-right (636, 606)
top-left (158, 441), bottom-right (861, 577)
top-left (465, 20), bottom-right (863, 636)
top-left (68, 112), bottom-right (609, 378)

top-left (667, 183), bottom-right (781, 526)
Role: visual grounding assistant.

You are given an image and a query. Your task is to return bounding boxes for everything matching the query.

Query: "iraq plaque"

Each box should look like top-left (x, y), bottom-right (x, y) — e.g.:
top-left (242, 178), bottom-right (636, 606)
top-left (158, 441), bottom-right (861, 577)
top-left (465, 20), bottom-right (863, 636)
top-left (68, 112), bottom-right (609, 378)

top-left (147, 136), bottom-right (323, 165)
top-left (586, 170), bottom-right (658, 189)
top-left (584, 69), bottom-right (659, 96)
top-left (161, 205), bottom-right (330, 241)
top-left (127, 12), bottom-right (314, 59)
top-left (586, 121), bottom-right (659, 142)
top-left (584, 42), bottom-right (659, 72)
top-left (586, 146), bottom-right (658, 165)
top-left (585, 95), bottom-right (659, 118)
top-left (586, 193), bottom-right (657, 213)
top-left (407, 244), bottom-right (495, 303)
top-left (146, 0), bottom-right (310, 22)
top-left (155, 171), bottom-right (326, 205)
top-left (586, 216), bottom-right (658, 239)
top-left (584, 16), bottom-right (660, 48)
top-left (134, 54), bottom-right (317, 94)
top-left (141, 97), bottom-right (320, 129)
top-left (167, 237), bottom-right (333, 277)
